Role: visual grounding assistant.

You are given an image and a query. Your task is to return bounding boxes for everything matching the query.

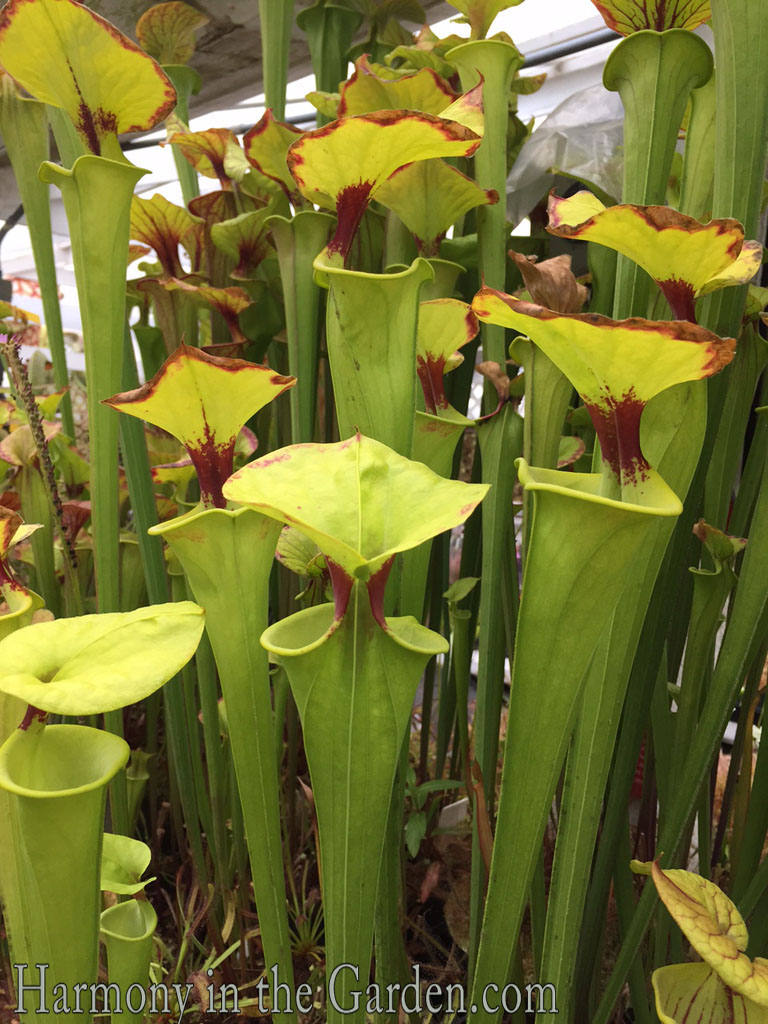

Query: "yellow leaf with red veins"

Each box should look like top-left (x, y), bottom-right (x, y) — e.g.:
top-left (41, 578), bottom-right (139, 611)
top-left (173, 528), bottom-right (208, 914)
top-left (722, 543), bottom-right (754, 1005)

top-left (287, 82), bottom-right (484, 258)
top-left (590, 0), bottom-right (710, 35)
top-left (418, 299), bottom-right (478, 365)
top-left (547, 191), bottom-right (762, 321)
top-left (338, 55), bottom-right (457, 116)
top-left (159, 279), bottom-right (252, 345)
top-left (188, 190), bottom-right (240, 225)
top-left (651, 863), bottom-right (768, 1008)
top-left (376, 158), bottom-right (498, 256)
top-left (165, 127), bottom-right (239, 189)
top-left (472, 286), bottom-right (735, 487)
top-left (128, 243), bottom-right (152, 264)
top-left (472, 289), bottom-right (734, 412)
top-left (179, 222), bottom-right (205, 273)
top-left (210, 209), bottom-right (274, 280)
top-left (0, 506), bottom-right (41, 593)
top-left (0, 0), bottom-right (175, 157)
top-left (243, 110), bottom-right (305, 204)
top-left (287, 100), bottom-right (482, 210)
top-left (136, 1), bottom-right (209, 65)
top-left (417, 299), bottom-right (478, 414)
top-left (653, 962), bottom-right (768, 1024)
top-left (130, 194), bottom-right (201, 278)
top-left (0, 507), bottom-right (40, 560)
top-left (104, 344), bottom-right (294, 508)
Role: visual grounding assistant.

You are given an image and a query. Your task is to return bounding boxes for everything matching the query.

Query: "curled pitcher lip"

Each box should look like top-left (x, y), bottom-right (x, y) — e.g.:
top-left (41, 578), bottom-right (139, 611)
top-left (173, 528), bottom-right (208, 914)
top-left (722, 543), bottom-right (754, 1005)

top-left (516, 459), bottom-right (684, 518)
top-left (0, 723), bottom-right (129, 799)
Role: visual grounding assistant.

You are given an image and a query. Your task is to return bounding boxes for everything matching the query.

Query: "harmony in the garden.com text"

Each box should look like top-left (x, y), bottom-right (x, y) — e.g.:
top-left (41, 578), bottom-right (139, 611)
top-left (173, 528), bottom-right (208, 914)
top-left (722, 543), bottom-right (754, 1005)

top-left (14, 963), bottom-right (558, 1017)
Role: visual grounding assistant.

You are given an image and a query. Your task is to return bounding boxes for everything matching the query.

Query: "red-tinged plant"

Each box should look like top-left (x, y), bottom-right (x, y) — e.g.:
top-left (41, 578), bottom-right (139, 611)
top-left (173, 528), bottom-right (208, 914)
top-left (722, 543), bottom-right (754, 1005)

top-left (472, 287), bottom-right (735, 496)
top-left (547, 191), bottom-right (762, 322)
top-left (286, 83), bottom-right (485, 262)
top-left (0, 3), bottom-right (766, 1023)
top-left (104, 344), bottom-right (294, 508)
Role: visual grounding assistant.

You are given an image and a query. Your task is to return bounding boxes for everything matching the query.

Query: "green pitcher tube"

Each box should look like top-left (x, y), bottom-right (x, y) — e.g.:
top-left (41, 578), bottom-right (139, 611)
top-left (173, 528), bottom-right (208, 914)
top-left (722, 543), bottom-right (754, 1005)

top-left (296, 0), bottom-right (363, 124)
top-left (314, 253), bottom-right (434, 457)
top-left (399, 410), bottom-right (470, 619)
top-left (447, 40), bottom-right (521, 375)
top-left (603, 30), bottom-right (713, 317)
top-left (269, 210), bottom-right (334, 442)
top-left (150, 505), bottom-right (296, 1020)
top-left (39, 155), bottom-right (145, 615)
top-left (0, 689), bottom-right (25, 966)
top-left (468, 462), bottom-right (681, 1024)
top-left (0, 78), bottom-right (73, 435)
top-left (258, 0), bottom-right (294, 120)
top-left (223, 433), bottom-right (488, 1024)
top-left (539, 381), bottom-right (707, 1018)
top-left (0, 724), bottom-right (129, 1024)
top-left (262, 588), bottom-right (447, 1024)
top-left (0, 585), bottom-right (44, 968)
top-left (386, 258), bottom-right (465, 302)
top-left (39, 153), bottom-right (144, 834)
top-left (100, 899), bottom-right (158, 1024)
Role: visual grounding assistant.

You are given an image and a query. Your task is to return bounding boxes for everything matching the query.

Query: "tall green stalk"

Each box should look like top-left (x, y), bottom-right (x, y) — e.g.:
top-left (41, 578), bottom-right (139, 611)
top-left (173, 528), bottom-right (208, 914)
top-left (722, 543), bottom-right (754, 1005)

top-left (265, 590), bottom-right (445, 1024)
top-left (540, 382), bottom-right (706, 1019)
top-left (40, 156), bottom-right (144, 617)
top-left (297, 1), bottom-right (362, 126)
top-left (0, 80), bottom-right (73, 436)
top-left (468, 462), bottom-right (681, 1024)
top-left (467, 402), bottom-right (523, 970)
top-left (225, 433), bottom-right (487, 1024)
top-left (117, 334), bottom-right (212, 887)
top-left (590, 1), bottom-right (768, 1012)
top-left (152, 507), bottom-right (296, 1019)
top-left (259, 0), bottom-right (295, 120)
top-left (594, 439), bottom-right (768, 1024)
top-left (269, 211), bottom-right (333, 442)
top-left (448, 41), bottom-right (521, 379)
top-left (41, 155), bottom-right (144, 833)
top-left (702, 0), bottom-right (768, 338)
